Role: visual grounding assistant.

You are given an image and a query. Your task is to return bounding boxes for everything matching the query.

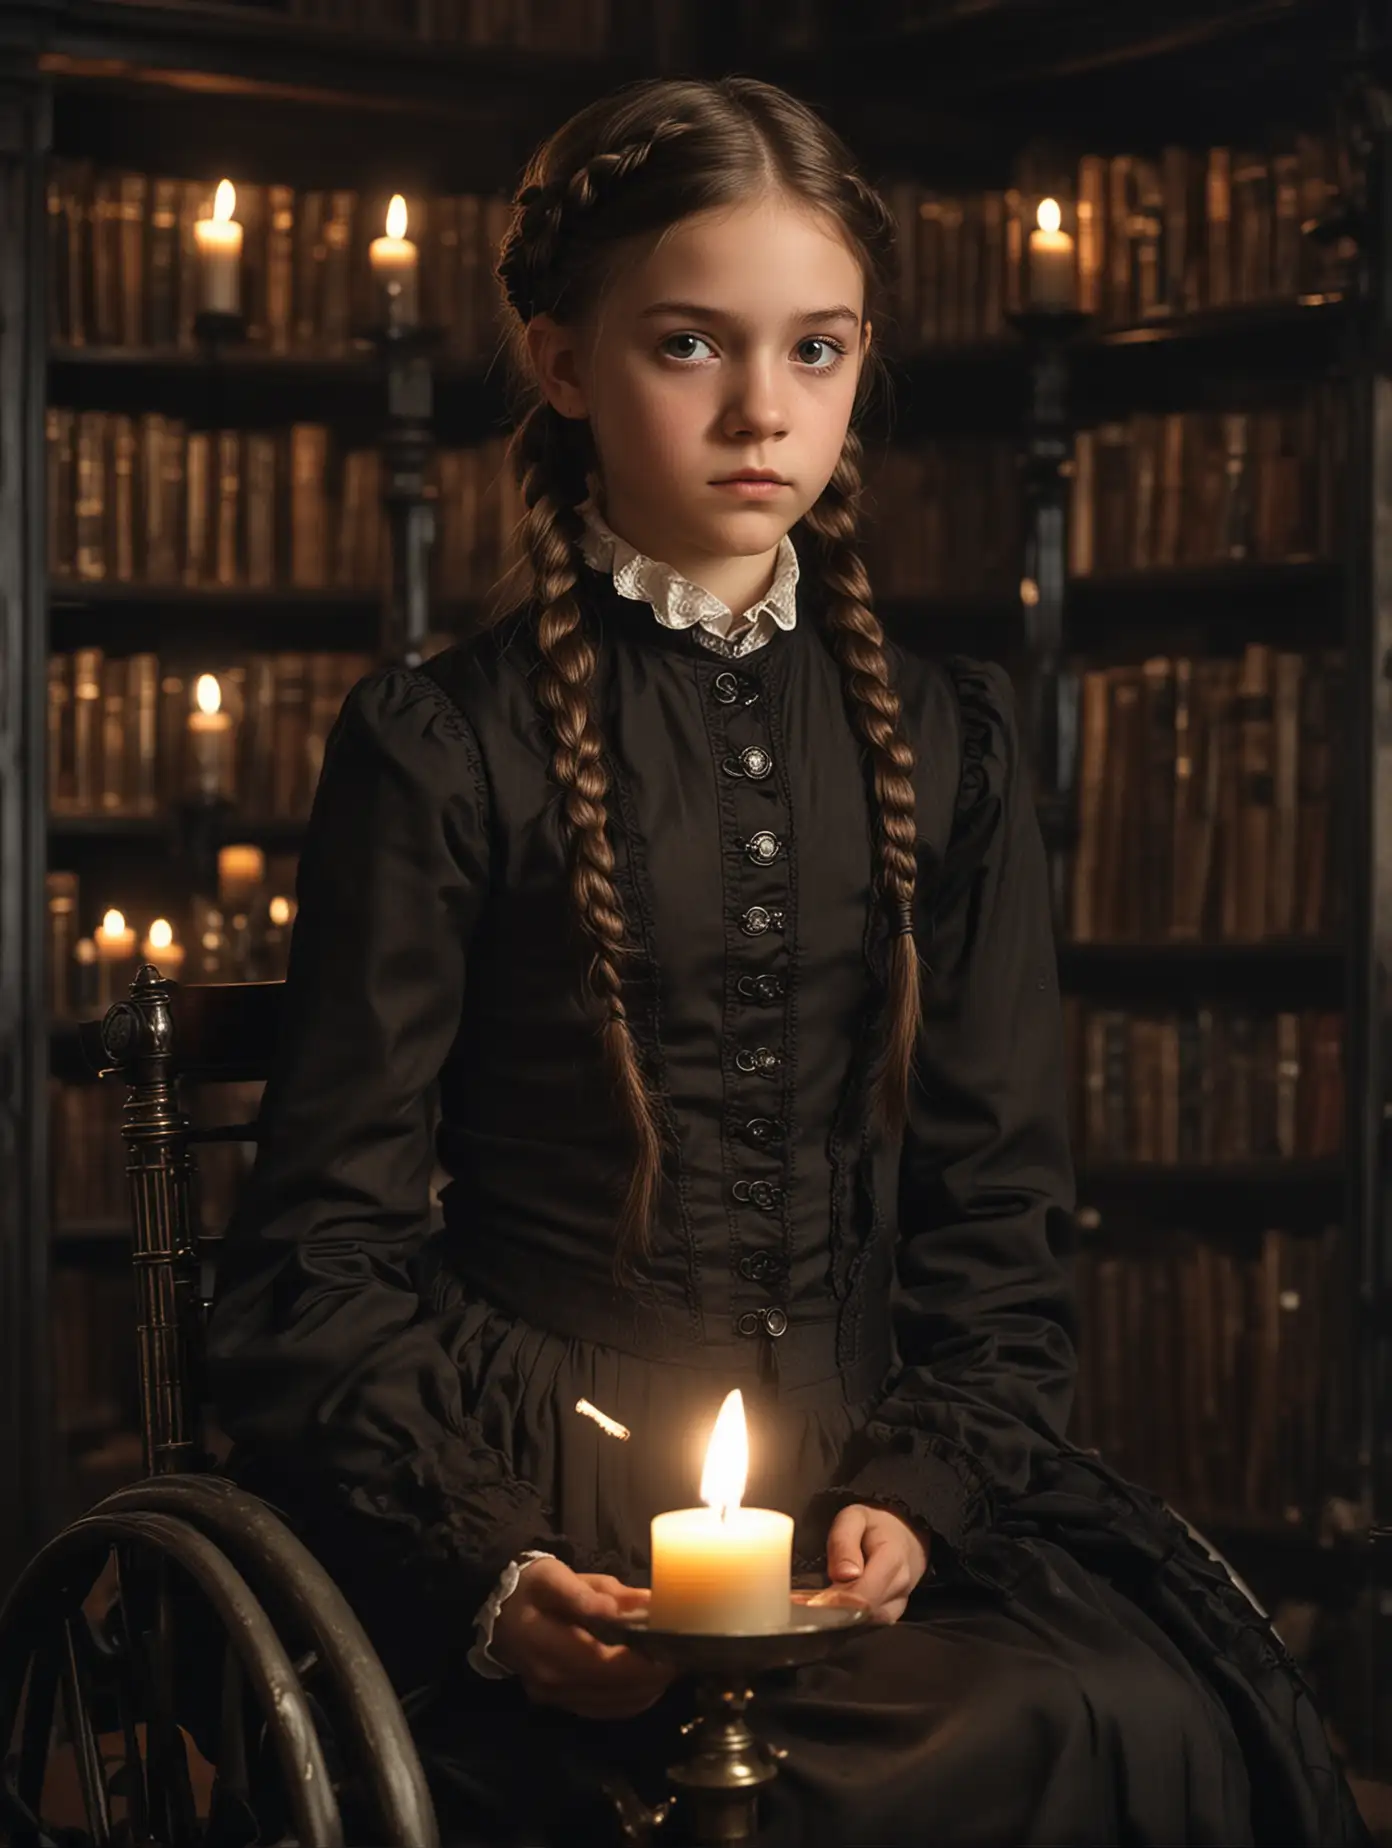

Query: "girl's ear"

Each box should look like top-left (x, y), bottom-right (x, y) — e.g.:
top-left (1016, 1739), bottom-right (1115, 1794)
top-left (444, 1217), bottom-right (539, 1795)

top-left (525, 313), bottom-right (591, 421)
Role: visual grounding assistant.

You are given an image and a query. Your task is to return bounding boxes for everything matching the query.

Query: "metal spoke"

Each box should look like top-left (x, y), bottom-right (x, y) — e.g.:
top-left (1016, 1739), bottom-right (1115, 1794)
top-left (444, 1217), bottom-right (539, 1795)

top-left (60, 1615), bottom-right (114, 1847)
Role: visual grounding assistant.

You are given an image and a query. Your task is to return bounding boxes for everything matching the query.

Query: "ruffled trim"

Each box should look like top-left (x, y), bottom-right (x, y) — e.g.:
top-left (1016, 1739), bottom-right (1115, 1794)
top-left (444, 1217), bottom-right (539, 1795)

top-left (944, 655), bottom-right (998, 822)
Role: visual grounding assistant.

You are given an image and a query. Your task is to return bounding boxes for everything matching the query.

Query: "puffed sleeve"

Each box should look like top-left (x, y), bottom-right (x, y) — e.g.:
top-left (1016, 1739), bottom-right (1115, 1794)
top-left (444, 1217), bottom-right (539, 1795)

top-left (809, 659), bottom-right (1078, 1565)
top-left (206, 665), bottom-right (585, 1684)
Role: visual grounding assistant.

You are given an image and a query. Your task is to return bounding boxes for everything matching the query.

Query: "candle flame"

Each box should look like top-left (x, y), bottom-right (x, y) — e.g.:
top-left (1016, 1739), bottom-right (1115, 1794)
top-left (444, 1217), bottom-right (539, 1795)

top-left (194, 673), bottom-right (222, 716)
top-left (699, 1388), bottom-right (748, 1514)
top-left (386, 194), bottom-right (408, 240)
top-left (101, 908), bottom-right (126, 936)
top-left (147, 918), bottom-right (174, 951)
top-left (268, 895), bottom-right (292, 926)
top-left (214, 179), bottom-right (236, 224)
top-left (1036, 196), bottom-right (1062, 235)
top-left (575, 1397), bottom-right (630, 1441)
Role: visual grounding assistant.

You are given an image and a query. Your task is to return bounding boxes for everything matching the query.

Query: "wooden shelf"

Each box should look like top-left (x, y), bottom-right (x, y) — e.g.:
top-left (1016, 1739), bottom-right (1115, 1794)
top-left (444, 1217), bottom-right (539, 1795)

top-left (49, 581), bottom-right (386, 653)
top-left (1058, 938), bottom-right (1345, 1007)
top-left (1075, 1158), bottom-right (1345, 1233)
top-left (49, 811), bottom-right (308, 847)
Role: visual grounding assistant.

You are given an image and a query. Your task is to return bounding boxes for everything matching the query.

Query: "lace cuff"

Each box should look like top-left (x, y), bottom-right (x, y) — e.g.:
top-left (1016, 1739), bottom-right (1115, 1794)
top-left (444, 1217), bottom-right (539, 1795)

top-left (466, 1549), bottom-right (557, 1679)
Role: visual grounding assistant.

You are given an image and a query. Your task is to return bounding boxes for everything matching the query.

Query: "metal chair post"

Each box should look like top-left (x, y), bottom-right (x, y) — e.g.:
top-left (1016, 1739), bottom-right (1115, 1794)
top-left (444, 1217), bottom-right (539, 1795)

top-left (99, 962), bottom-right (202, 1478)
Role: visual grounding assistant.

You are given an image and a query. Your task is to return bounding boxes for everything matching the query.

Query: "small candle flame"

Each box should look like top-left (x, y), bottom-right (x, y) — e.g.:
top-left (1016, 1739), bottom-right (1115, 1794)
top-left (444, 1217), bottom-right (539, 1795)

top-left (1036, 196), bottom-right (1062, 235)
top-left (147, 918), bottom-right (173, 951)
top-left (214, 179), bottom-right (236, 224)
top-left (194, 673), bottom-right (223, 716)
top-left (575, 1397), bottom-right (630, 1441)
top-left (386, 194), bottom-right (408, 240)
top-left (101, 908), bottom-right (126, 936)
top-left (699, 1388), bottom-right (748, 1516)
top-left (268, 895), bottom-right (292, 927)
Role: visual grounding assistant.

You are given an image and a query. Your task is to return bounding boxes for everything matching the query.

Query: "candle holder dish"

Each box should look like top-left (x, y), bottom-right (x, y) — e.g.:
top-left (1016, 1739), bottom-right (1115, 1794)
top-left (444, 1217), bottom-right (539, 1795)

top-left (582, 1593), bottom-right (868, 1847)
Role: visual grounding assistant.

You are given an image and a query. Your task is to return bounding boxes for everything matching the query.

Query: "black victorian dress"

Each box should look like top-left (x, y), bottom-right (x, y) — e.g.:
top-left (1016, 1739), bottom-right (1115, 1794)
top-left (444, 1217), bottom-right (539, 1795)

top-left (207, 562), bottom-right (1368, 1847)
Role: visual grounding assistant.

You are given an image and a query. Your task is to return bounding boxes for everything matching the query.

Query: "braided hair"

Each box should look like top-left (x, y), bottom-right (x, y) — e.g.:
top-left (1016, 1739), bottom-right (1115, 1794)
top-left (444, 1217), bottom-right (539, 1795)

top-left (490, 78), bottom-right (922, 1272)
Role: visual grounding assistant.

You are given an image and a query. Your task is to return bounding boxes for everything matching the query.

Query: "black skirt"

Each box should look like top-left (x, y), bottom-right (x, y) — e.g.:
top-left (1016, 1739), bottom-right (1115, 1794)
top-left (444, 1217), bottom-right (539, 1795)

top-left (330, 1295), bottom-right (1291, 1848)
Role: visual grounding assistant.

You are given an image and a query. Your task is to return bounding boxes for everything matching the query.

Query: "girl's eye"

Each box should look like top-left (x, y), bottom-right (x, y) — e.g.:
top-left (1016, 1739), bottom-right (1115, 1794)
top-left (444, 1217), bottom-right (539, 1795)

top-left (796, 336), bottom-right (847, 372)
top-left (661, 333), bottom-right (716, 363)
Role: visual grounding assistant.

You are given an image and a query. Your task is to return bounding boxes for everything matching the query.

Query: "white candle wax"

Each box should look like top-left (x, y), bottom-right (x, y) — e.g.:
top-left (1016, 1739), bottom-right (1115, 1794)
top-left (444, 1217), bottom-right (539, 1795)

top-left (140, 918), bottom-right (186, 979)
top-left (370, 194), bottom-right (419, 326)
top-left (649, 1505), bottom-right (793, 1633)
top-left (195, 180), bottom-right (243, 316)
top-left (1027, 198), bottom-right (1075, 312)
top-left (187, 674), bottom-right (236, 803)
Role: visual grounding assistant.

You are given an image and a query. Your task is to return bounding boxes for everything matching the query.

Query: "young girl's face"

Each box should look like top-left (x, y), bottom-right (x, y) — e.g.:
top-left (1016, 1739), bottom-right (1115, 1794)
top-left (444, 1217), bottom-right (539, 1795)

top-left (531, 190), bottom-right (870, 584)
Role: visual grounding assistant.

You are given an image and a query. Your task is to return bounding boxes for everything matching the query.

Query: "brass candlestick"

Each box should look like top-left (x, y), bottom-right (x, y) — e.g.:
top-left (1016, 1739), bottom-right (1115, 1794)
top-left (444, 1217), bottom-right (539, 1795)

top-left (583, 1595), bottom-right (867, 1847)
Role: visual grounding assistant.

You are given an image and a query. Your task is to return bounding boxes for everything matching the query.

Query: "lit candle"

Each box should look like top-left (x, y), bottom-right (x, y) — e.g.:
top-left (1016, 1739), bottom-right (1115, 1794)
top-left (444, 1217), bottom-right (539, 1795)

top-left (93, 907), bottom-right (138, 1008)
top-left (649, 1389), bottom-right (793, 1634)
top-left (140, 916), bottom-right (186, 980)
top-left (370, 194), bottom-right (419, 328)
top-left (1028, 197), bottom-right (1076, 312)
top-left (218, 842), bottom-right (265, 911)
top-left (194, 180), bottom-right (243, 316)
top-left (187, 673), bottom-right (236, 803)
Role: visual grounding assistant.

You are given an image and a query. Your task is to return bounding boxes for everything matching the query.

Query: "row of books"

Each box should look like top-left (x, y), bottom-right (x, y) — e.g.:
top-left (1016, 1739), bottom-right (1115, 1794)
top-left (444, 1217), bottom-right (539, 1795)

top-left (1069, 397), bottom-right (1345, 578)
top-left (1062, 1004), bottom-right (1342, 1165)
top-left (1067, 647), bottom-right (1341, 944)
top-left (1071, 1225), bottom-right (1350, 1528)
top-left (47, 413), bottom-right (522, 596)
top-left (862, 440), bottom-right (1021, 598)
top-left (47, 649), bottom-right (373, 820)
top-left (48, 160), bottom-right (512, 358)
top-left (878, 134), bottom-right (1346, 349)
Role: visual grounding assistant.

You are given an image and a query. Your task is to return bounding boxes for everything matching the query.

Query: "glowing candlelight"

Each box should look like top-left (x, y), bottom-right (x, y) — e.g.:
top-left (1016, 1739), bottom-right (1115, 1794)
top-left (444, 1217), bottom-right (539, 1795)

top-left (370, 194), bottom-right (419, 327)
top-left (648, 1389), bottom-right (793, 1633)
top-left (187, 672), bottom-right (235, 803)
top-left (1028, 196), bottom-right (1075, 312)
top-left (194, 180), bottom-right (242, 316)
top-left (140, 916), bottom-right (186, 979)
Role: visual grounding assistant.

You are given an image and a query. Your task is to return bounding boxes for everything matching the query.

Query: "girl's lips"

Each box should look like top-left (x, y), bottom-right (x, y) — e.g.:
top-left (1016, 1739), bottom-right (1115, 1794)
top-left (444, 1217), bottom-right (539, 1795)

top-left (711, 479), bottom-right (790, 497)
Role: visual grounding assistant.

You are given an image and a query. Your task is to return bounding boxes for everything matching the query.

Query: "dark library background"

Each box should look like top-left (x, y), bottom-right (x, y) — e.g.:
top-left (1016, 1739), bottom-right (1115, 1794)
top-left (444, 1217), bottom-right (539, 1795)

top-left (2, 0), bottom-right (1392, 1829)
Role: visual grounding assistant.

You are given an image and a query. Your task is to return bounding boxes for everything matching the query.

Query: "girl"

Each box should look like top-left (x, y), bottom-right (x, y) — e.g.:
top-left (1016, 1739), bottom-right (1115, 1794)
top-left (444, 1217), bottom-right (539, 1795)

top-left (208, 76), bottom-right (1369, 1847)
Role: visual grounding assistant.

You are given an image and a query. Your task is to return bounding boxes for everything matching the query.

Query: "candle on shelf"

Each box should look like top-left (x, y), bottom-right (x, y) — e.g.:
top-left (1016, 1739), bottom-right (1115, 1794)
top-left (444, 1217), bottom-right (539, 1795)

top-left (370, 194), bottom-right (419, 328)
top-left (218, 842), bottom-right (265, 912)
top-left (140, 917), bottom-right (186, 980)
top-left (1027, 197), bottom-right (1076, 312)
top-left (187, 673), bottom-right (236, 803)
top-left (649, 1388), bottom-right (793, 1634)
top-left (94, 907), bottom-right (138, 1007)
top-left (194, 180), bottom-right (243, 316)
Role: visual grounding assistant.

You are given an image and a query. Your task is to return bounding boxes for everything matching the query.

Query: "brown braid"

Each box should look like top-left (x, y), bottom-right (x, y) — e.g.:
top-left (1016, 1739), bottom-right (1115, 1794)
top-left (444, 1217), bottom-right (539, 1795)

top-left (799, 427), bottom-right (923, 1133)
top-left (508, 401), bottom-right (663, 1271)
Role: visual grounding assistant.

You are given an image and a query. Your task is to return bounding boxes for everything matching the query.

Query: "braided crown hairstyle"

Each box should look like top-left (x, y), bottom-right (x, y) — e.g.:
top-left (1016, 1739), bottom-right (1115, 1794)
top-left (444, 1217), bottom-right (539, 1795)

top-left (491, 77), bottom-right (922, 1274)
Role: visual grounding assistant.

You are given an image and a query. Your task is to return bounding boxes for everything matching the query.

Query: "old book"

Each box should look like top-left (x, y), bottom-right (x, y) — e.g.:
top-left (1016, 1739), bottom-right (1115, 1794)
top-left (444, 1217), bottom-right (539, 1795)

top-left (289, 424), bottom-right (330, 588)
top-left (1076, 154), bottom-right (1106, 315)
top-left (89, 172), bottom-right (121, 345)
top-left (293, 189), bottom-right (327, 350)
top-left (74, 411), bottom-right (107, 581)
top-left (144, 178), bottom-right (179, 347)
top-left (1244, 1229), bottom-right (1284, 1518)
top-left (1129, 415), bottom-right (1161, 570)
top-left (1071, 668), bottom-right (1110, 940)
top-left (1274, 1012), bottom-right (1301, 1158)
top-left (244, 432), bottom-right (279, 588)
top-left (958, 193), bottom-right (983, 344)
top-left (1099, 670), bottom-right (1143, 938)
top-left (270, 654), bottom-right (310, 818)
top-left (1153, 414), bottom-right (1185, 569)
top-left (63, 159), bottom-right (92, 348)
top-left (1218, 412), bottom-right (1253, 560)
top-left (1091, 423), bottom-right (1131, 575)
top-left (116, 171), bottom-right (146, 346)
top-left (1294, 655), bottom-right (1331, 937)
top-left (46, 872), bottom-right (80, 1018)
top-left (108, 414), bottom-right (136, 583)
top-left (176, 181), bottom-right (211, 351)
top-left (1176, 1009), bottom-right (1205, 1159)
top-left (99, 656), bottom-right (128, 811)
top-left (140, 414), bottom-right (183, 586)
top-left (1271, 147), bottom-right (1302, 298)
top-left (47, 656), bottom-right (74, 812)
top-left (1231, 150), bottom-right (1272, 303)
top-left (320, 191), bottom-right (357, 354)
top-left (1067, 430), bottom-right (1095, 578)
top-left (47, 166), bottom-right (70, 345)
top-left (1130, 158), bottom-right (1164, 319)
top-left (237, 183), bottom-right (268, 347)
top-left (215, 430), bottom-right (242, 587)
top-left (240, 655), bottom-right (278, 818)
top-left (980, 190), bottom-right (1006, 339)
top-left (126, 653), bottom-right (159, 816)
top-left (266, 185), bottom-right (296, 355)
top-left (1140, 658), bottom-right (1175, 931)
top-left (71, 647), bottom-right (104, 812)
top-left (1159, 146), bottom-right (1197, 314)
top-left (1105, 154), bottom-right (1134, 323)
top-left (157, 671), bottom-right (187, 807)
top-left (1231, 645), bottom-right (1274, 940)
top-left (1268, 650), bottom-right (1303, 936)
top-left (1129, 1016), bottom-right (1160, 1160)
top-left (184, 431), bottom-right (213, 587)
top-left (1303, 1011), bottom-right (1343, 1157)
top-left (1205, 147), bottom-right (1233, 309)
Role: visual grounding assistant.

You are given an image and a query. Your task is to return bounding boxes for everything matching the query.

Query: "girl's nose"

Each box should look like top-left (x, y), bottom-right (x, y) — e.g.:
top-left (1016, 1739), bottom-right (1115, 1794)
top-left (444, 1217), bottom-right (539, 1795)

top-left (722, 366), bottom-right (788, 443)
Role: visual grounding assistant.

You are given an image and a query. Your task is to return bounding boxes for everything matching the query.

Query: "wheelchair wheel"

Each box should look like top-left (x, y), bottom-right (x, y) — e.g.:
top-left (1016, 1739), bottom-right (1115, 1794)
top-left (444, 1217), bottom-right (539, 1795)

top-left (0, 1478), bottom-right (439, 1848)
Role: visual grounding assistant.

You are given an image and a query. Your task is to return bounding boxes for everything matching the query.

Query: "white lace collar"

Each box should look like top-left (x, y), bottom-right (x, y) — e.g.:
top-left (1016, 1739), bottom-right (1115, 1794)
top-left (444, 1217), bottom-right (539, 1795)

top-left (578, 497), bottom-right (799, 661)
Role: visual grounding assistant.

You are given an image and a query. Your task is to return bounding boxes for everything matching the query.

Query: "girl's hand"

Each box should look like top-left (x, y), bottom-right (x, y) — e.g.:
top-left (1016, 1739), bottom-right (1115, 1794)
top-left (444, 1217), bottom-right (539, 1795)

top-left (489, 1558), bottom-right (674, 1720)
top-left (822, 1503), bottom-right (930, 1624)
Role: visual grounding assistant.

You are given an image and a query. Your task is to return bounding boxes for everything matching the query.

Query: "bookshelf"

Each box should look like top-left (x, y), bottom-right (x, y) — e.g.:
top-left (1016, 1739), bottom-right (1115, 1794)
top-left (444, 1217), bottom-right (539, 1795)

top-left (1, 6), bottom-right (1390, 1781)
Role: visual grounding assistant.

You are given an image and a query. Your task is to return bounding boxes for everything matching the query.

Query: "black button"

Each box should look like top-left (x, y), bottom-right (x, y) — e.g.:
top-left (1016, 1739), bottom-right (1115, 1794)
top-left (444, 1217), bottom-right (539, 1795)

top-left (744, 830), bottom-right (783, 866)
top-left (740, 905), bottom-right (784, 936)
top-left (735, 1306), bottom-right (789, 1339)
top-left (732, 1178), bottom-right (783, 1213)
top-left (712, 671), bottom-right (760, 708)
top-left (742, 1116), bottom-right (784, 1145)
top-left (737, 1250), bottom-right (788, 1283)
top-left (723, 745), bottom-right (773, 781)
top-left (735, 1046), bottom-right (782, 1076)
top-left (737, 974), bottom-right (785, 1005)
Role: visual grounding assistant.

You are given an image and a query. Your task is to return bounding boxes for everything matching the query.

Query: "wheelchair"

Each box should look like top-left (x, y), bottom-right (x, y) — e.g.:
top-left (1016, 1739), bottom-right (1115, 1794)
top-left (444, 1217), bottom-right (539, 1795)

top-left (1, 962), bottom-right (1286, 1847)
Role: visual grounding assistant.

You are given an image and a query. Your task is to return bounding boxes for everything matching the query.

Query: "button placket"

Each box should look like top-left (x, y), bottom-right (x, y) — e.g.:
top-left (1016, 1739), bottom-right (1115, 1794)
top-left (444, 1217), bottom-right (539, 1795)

top-left (707, 660), bottom-right (793, 1340)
